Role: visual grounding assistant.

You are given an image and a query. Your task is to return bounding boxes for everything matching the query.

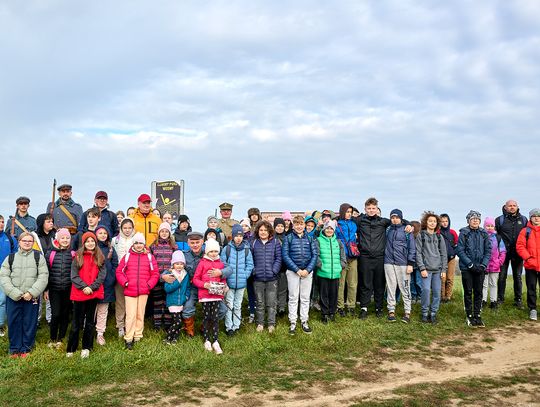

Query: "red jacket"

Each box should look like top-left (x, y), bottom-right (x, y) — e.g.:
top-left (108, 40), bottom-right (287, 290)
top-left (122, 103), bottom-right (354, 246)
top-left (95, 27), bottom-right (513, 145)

top-left (516, 222), bottom-right (540, 272)
top-left (192, 256), bottom-right (226, 301)
top-left (116, 248), bottom-right (159, 297)
top-left (70, 252), bottom-right (106, 301)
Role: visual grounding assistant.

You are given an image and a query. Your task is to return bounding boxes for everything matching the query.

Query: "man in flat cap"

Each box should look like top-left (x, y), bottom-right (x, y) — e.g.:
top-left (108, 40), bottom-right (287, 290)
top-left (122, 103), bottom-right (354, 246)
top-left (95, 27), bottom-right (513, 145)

top-left (46, 184), bottom-right (83, 235)
top-left (6, 197), bottom-right (37, 238)
top-left (78, 190), bottom-right (119, 237)
top-left (218, 202), bottom-right (239, 242)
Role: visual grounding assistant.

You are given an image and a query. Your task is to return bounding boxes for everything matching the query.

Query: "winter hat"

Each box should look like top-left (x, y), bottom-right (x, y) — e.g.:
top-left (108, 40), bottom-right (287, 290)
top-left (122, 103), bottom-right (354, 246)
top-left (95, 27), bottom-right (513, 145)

top-left (55, 228), bottom-right (71, 240)
top-left (177, 214), bottom-right (190, 224)
top-left (232, 224), bottom-right (244, 237)
top-left (323, 220), bottom-right (337, 232)
top-left (282, 211), bottom-right (292, 221)
top-left (466, 210), bottom-right (481, 222)
top-left (390, 209), bottom-right (403, 220)
top-left (273, 217), bottom-right (285, 229)
top-left (240, 218), bottom-right (251, 227)
top-left (81, 231), bottom-right (97, 245)
top-left (132, 232), bottom-right (146, 245)
top-left (484, 217), bottom-right (495, 228)
top-left (95, 225), bottom-right (111, 239)
top-left (304, 216), bottom-right (316, 225)
top-left (158, 222), bottom-right (171, 233)
top-left (171, 250), bottom-right (186, 266)
top-left (120, 217), bottom-right (134, 228)
top-left (248, 207), bottom-right (261, 217)
top-left (205, 238), bottom-right (220, 254)
top-left (207, 215), bottom-right (218, 225)
top-left (529, 208), bottom-right (540, 218)
top-left (204, 228), bottom-right (219, 241)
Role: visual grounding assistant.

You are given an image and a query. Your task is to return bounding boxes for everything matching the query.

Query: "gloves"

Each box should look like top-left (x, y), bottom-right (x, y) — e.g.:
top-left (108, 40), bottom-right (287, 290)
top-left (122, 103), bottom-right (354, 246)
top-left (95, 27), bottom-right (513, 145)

top-left (479, 264), bottom-right (486, 272)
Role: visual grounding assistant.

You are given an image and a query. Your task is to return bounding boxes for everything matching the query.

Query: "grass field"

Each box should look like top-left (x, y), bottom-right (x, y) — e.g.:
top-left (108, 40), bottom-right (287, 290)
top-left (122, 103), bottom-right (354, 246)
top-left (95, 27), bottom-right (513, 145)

top-left (0, 277), bottom-right (536, 406)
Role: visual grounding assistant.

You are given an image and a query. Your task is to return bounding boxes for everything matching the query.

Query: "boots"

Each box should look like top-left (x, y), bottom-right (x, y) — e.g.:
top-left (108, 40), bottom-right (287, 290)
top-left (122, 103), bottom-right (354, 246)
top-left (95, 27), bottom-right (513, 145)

top-left (183, 317), bottom-right (195, 338)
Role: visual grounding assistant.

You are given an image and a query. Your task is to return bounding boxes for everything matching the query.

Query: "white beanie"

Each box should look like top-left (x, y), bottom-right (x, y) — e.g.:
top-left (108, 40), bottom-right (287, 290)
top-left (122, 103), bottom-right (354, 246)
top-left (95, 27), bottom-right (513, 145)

top-left (205, 238), bottom-right (220, 254)
top-left (323, 220), bottom-right (337, 232)
top-left (171, 250), bottom-right (186, 266)
top-left (158, 222), bottom-right (171, 233)
top-left (132, 232), bottom-right (146, 245)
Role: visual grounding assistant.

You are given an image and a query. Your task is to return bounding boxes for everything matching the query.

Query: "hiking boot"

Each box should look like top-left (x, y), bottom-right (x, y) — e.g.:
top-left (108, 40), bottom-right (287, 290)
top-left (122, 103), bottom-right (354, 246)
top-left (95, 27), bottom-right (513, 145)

top-left (301, 322), bottom-right (312, 334)
top-left (421, 314), bottom-right (430, 323)
top-left (125, 341), bottom-right (134, 350)
top-left (475, 316), bottom-right (485, 328)
top-left (204, 340), bottom-right (212, 352)
top-left (212, 341), bottom-right (223, 355)
top-left (431, 315), bottom-right (438, 325)
top-left (375, 309), bottom-right (383, 318)
top-left (288, 324), bottom-right (296, 336)
top-left (97, 334), bottom-right (106, 346)
top-left (256, 324), bottom-right (264, 332)
top-left (359, 309), bottom-right (368, 320)
top-left (80, 349), bottom-right (90, 359)
top-left (387, 312), bottom-right (397, 322)
top-left (337, 308), bottom-right (346, 317)
top-left (530, 309), bottom-right (538, 321)
top-left (401, 313), bottom-right (410, 324)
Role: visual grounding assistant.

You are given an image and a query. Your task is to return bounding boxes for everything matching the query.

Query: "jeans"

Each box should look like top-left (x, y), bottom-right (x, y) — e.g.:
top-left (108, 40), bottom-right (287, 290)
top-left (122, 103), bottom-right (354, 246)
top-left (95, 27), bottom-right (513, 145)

top-left (183, 286), bottom-right (227, 320)
top-left (0, 288), bottom-right (6, 327)
top-left (410, 267), bottom-right (423, 299)
top-left (462, 269), bottom-right (485, 317)
top-left (6, 297), bottom-right (40, 354)
top-left (287, 270), bottom-right (313, 324)
top-left (497, 253), bottom-right (523, 303)
top-left (254, 280), bottom-right (278, 326)
top-left (224, 288), bottom-right (245, 331)
top-left (421, 271), bottom-right (442, 317)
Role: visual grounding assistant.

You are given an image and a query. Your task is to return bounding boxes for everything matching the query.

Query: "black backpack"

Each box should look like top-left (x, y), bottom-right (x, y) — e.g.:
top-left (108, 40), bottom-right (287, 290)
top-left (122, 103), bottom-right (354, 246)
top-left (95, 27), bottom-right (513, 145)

top-left (8, 250), bottom-right (41, 273)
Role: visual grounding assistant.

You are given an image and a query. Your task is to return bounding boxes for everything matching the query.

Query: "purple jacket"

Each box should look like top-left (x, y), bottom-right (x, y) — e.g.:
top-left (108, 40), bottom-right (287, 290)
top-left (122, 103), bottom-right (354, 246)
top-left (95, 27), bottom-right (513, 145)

top-left (486, 232), bottom-right (506, 273)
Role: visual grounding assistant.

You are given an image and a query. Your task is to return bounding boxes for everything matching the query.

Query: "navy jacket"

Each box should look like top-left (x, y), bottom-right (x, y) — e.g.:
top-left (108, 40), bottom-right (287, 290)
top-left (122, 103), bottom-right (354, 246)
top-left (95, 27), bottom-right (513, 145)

top-left (98, 240), bottom-right (119, 303)
top-left (282, 232), bottom-right (318, 273)
top-left (251, 238), bottom-right (281, 282)
top-left (384, 224), bottom-right (416, 266)
top-left (456, 227), bottom-right (492, 271)
top-left (79, 207), bottom-right (119, 238)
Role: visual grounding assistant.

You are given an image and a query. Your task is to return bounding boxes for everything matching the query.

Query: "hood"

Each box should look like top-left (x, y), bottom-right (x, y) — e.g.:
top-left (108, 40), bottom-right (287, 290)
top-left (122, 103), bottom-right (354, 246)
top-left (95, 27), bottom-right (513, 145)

top-left (119, 217), bottom-right (135, 238)
top-left (440, 213), bottom-right (451, 230)
top-left (339, 203), bottom-right (353, 220)
top-left (95, 225), bottom-right (112, 242)
top-left (36, 213), bottom-right (55, 237)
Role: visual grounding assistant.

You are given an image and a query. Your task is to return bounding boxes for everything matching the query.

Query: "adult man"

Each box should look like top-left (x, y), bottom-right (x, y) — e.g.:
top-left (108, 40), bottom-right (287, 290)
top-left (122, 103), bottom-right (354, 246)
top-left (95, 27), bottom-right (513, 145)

top-left (495, 199), bottom-right (528, 308)
top-left (218, 202), bottom-right (239, 242)
top-left (78, 191), bottom-right (119, 237)
top-left (5, 197), bottom-right (37, 238)
top-left (132, 194), bottom-right (162, 247)
top-left (46, 184), bottom-right (83, 235)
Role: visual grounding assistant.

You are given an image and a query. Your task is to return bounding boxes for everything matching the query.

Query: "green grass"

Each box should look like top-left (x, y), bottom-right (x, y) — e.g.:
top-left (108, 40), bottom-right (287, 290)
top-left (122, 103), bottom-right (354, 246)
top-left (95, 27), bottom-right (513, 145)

top-left (0, 277), bottom-right (534, 406)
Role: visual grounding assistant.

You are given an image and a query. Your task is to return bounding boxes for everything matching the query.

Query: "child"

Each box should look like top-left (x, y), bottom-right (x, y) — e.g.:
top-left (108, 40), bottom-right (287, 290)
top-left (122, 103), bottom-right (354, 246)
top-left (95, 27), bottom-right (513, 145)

top-left (72, 208), bottom-right (101, 250)
top-left (456, 210), bottom-right (491, 328)
top-left (483, 217), bottom-right (506, 309)
top-left (94, 226), bottom-right (119, 346)
top-left (66, 232), bottom-right (106, 358)
top-left (221, 224), bottom-right (254, 335)
top-left (116, 210), bottom-right (125, 226)
top-left (240, 218), bottom-right (252, 240)
top-left (162, 211), bottom-right (176, 233)
top-left (162, 250), bottom-right (190, 344)
top-left (282, 215), bottom-right (318, 335)
top-left (45, 228), bottom-right (74, 348)
top-left (112, 217), bottom-right (135, 337)
top-left (304, 216), bottom-right (317, 239)
top-left (315, 220), bottom-right (347, 323)
top-left (384, 209), bottom-right (416, 323)
top-left (116, 232), bottom-right (159, 349)
top-left (192, 238), bottom-right (226, 354)
top-left (409, 221), bottom-right (423, 304)
top-left (173, 215), bottom-right (191, 251)
top-left (241, 218), bottom-right (256, 322)
top-left (126, 207), bottom-right (136, 218)
top-left (273, 218), bottom-right (288, 316)
top-left (439, 214), bottom-right (459, 303)
top-left (415, 212), bottom-right (448, 325)
top-left (251, 221), bottom-right (281, 333)
top-left (516, 208), bottom-right (540, 321)
top-left (282, 211), bottom-right (293, 235)
top-left (207, 216), bottom-right (226, 246)
top-left (149, 223), bottom-right (177, 330)
top-left (204, 228), bottom-right (223, 247)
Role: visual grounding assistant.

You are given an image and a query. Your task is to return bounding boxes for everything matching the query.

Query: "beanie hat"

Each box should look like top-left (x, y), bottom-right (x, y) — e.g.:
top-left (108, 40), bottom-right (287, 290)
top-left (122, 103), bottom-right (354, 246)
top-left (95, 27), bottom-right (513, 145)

top-left (207, 215), bottom-right (218, 225)
top-left (177, 214), bottom-right (190, 224)
top-left (273, 217), bottom-right (285, 228)
top-left (205, 238), bottom-right (220, 254)
top-left (466, 210), bottom-right (481, 222)
top-left (232, 224), bottom-right (243, 237)
top-left (323, 220), bottom-right (337, 232)
top-left (95, 225), bottom-right (111, 239)
top-left (158, 222), bottom-right (171, 233)
top-left (282, 211), bottom-right (292, 221)
top-left (390, 209), bottom-right (403, 220)
top-left (133, 232), bottom-right (146, 245)
top-left (55, 228), bottom-right (71, 240)
top-left (171, 250), bottom-right (186, 266)
top-left (81, 231), bottom-right (97, 245)
top-left (248, 207), bottom-right (261, 217)
top-left (484, 217), bottom-right (495, 228)
top-left (240, 218), bottom-right (251, 227)
top-left (529, 208), bottom-right (540, 218)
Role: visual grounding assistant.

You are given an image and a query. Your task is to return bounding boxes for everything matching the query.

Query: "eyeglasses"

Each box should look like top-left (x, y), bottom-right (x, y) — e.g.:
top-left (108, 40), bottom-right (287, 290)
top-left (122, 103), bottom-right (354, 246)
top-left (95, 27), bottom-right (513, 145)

top-left (20, 240), bottom-right (34, 243)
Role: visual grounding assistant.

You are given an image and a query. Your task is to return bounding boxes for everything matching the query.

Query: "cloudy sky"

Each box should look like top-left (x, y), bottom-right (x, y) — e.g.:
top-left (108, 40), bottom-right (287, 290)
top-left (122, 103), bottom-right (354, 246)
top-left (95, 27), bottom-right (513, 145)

top-left (1, 0), bottom-right (539, 231)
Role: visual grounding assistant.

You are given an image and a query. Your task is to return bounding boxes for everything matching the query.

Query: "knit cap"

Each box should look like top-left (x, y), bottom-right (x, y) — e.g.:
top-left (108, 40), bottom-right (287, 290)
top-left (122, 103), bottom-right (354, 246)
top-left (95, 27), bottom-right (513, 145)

top-left (170, 250), bottom-right (186, 266)
top-left (273, 217), bottom-right (285, 228)
top-left (466, 210), bottom-right (481, 222)
top-left (132, 232), bottom-right (145, 245)
top-left (323, 220), bottom-right (337, 232)
top-left (81, 231), bottom-right (97, 245)
top-left (158, 222), bottom-right (171, 233)
top-left (177, 214), bottom-right (190, 224)
top-left (282, 211), bottom-right (292, 221)
top-left (240, 218), bottom-right (251, 227)
top-left (207, 216), bottom-right (218, 225)
top-left (55, 228), bottom-right (71, 240)
top-left (232, 224), bottom-right (243, 237)
top-left (484, 217), bottom-right (495, 227)
top-left (529, 208), bottom-right (540, 218)
top-left (205, 238), bottom-right (220, 254)
top-left (390, 209), bottom-right (403, 220)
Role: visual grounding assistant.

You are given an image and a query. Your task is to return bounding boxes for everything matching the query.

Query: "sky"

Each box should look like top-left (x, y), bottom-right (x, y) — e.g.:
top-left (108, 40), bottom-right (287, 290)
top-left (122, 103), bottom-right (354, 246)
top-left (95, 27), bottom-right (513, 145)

top-left (1, 0), bottom-right (539, 232)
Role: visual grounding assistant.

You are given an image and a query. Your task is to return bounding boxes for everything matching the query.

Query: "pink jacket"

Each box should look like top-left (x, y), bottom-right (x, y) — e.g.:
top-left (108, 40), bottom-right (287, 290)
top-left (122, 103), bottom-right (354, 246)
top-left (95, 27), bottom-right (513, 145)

top-left (486, 232), bottom-right (506, 273)
top-left (116, 248), bottom-right (159, 297)
top-left (192, 256), bottom-right (226, 301)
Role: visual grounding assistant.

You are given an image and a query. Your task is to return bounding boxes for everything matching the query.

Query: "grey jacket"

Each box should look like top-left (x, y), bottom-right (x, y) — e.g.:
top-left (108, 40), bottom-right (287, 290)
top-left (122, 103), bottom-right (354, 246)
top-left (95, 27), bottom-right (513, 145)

top-left (0, 249), bottom-right (49, 300)
top-left (415, 231), bottom-right (448, 273)
top-left (46, 199), bottom-right (83, 230)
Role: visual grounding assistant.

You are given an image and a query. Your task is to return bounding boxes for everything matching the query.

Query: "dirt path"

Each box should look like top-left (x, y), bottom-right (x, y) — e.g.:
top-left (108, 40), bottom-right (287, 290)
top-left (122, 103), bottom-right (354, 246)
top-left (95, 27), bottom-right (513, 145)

top-left (200, 324), bottom-right (540, 406)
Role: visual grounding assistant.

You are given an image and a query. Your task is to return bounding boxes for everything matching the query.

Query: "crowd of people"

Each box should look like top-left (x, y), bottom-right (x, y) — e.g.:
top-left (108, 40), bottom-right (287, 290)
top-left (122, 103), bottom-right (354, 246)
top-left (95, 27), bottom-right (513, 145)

top-left (0, 183), bottom-right (539, 358)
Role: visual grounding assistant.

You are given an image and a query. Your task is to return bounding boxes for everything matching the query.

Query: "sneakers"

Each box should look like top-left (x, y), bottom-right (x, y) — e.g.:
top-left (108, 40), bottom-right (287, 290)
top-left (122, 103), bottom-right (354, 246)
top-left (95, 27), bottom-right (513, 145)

top-left (256, 324), bottom-right (264, 332)
top-left (421, 314), bottom-right (430, 323)
top-left (375, 309), bottom-right (383, 318)
top-left (204, 340), bottom-right (212, 352)
top-left (118, 328), bottom-right (125, 338)
top-left (466, 315), bottom-right (474, 327)
top-left (0, 327), bottom-right (5, 337)
top-left (268, 325), bottom-right (275, 334)
top-left (226, 329), bottom-right (235, 337)
top-left (80, 349), bottom-right (90, 358)
top-left (288, 324), bottom-right (296, 336)
top-left (66, 352), bottom-right (74, 357)
top-left (387, 312), bottom-right (397, 322)
top-left (515, 300), bottom-right (524, 310)
top-left (337, 308), bottom-right (346, 317)
top-left (359, 309), bottom-right (368, 320)
top-left (19, 353), bottom-right (29, 358)
top-left (530, 309), bottom-right (538, 321)
top-left (301, 322), bottom-right (312, 334)
top-left (125, 341), bottom-right (134, 350)
top-left (55, 341), bottom-right (63, 349)
top-left (321, 315), bottom-right (329, 324)
top-left (431, 314), bottom-right (438, 325)
top-left (97, 334), bottom-right (106, 346)
top-left (475, 316), bottom-right (485, 328)
top-left (212, 341), bottom-right (223, 355)
top-left (47, 342), bottom-right (55, 349)
top-left (401, 313), bottom-right (410, 324)
top-left (248, 314), bottom-right (255, 324)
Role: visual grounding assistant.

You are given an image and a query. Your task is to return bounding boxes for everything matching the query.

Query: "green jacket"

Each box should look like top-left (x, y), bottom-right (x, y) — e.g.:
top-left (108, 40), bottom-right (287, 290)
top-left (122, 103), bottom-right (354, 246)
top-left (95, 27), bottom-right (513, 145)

top-left (0, 249), bottom-right (49, 300)
top-left (316, 235), bottom-right (347, 279)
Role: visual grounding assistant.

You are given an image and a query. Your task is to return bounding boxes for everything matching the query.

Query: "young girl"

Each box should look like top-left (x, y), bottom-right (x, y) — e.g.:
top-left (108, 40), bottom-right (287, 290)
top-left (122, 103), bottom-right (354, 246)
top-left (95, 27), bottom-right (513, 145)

top-left (282, 211), bottom-right (293, 235)
top-left (112, 217), bottom-right (135, 337)
top-left (273, 218), bottom-right (288, 316)
top-left (45, 228), bottom-right (74, 349)
top-left (415, 213), bottom-right (448, 325)
top-left (221, 224), bottom-right (254, 336)
top-left (149, 223), bottom-right (177, 330)
top-left (116, 232), bottom-right (159, 349)
top-left (94, 225), bottom-right (119, 346)
top-left (116, 211), bottom-right (125, 227)
top-left (162, 250), bottom-right (190, 344)
top-left (240, 218), bottom-right (252, 240)
top-left (67, 232), bottom-right (106, 358)
top-left (192, 238), bottom-right (226, 354)
top-left (162, 211), bottom-right (176, 233)
top-left (126, 207), bottom-right (136, 218)
top-left (483, 217), bottom-right (506, 309)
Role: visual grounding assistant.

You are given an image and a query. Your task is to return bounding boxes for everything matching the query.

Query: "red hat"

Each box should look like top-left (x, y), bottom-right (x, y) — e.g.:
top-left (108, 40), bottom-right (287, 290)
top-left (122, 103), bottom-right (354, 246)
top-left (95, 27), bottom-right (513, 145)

top-left (81, 231), bottom-right (97, 246)
top-left (95, 191), bottom-right (108, 199)
top-left (138, 193), bottom-right (152, 203)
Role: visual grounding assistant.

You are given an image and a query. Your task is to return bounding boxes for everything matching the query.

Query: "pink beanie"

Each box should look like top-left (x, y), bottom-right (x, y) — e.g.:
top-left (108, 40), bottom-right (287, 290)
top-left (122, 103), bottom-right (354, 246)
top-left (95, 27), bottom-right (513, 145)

top-left (171, 250), bottom-right (186, 266)
top-left (282, 211), bottom-right (292, 221)
top-left (55, 228), bottom-right (71, 240)
top-left (158, 222), bottom-right (171, 233)
top-left (484, 217), bottom-right (495, 227)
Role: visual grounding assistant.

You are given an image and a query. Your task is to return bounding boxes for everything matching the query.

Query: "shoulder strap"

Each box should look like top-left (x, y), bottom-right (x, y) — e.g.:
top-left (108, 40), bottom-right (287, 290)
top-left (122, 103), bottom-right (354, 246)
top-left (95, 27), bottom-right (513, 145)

top-left (147, 253), bottom-right (153, 270)
top-left (33, 250), bottom-right (40, 269)
top-left (6, 234), bottom-right (14, 252)
top-left (244, 247), bottom-right (249, 262)
top-left (58, 204), bottom-right (78, 227)
top-left (495, 214), bottom-right (504, 229)
top-left (14, 219), bottom-right (29, 234)
top-left (49, 251), bottom-right (56, 268)
top-left (526, 227), bottom-right (532, 242)
top-left (8, 253), bottom-right (15, 272)
top-left (496, 234), bottom-right (502, 247)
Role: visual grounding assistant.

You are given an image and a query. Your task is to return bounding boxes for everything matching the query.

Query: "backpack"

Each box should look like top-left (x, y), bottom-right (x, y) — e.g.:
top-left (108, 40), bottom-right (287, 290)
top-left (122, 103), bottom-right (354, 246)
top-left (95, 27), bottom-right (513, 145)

top-left (48, 250), bottom-right (77, 268)
top-left (123, 251), bottom-right (154, 271)
top-left (8, 250), bottom-right (41, 273)
top-left (225, 245), bottom-right (250, 263)
top-left (5, 234), bottom-right (15, 253)
top-left (496, 214), bottom-right (528, 231)
top-left (525, 227), bottom-right (532, 243)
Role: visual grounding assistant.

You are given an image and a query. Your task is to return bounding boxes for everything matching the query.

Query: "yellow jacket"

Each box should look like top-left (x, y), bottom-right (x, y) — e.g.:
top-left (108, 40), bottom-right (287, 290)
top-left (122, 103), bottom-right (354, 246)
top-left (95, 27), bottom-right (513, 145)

top-left (132, 209), bottom-right (162, 246)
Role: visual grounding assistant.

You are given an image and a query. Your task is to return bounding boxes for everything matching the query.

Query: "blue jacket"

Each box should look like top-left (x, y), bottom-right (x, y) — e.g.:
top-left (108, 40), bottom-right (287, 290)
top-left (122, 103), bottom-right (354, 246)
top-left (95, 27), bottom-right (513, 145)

top-left (0, 231), bottom-right (18, 265)
top-left (384, 224), bottom-right (416, 266)
top-left (251, 237), bottom-right (282, 281)
top-left (5, 213), bottom-right (37, 238)
top-left (97, 240), bottom-right (119, 303)
top-left (78, 207), bottom-right (119, 238)
top-left (456, 227), bottom-right (492, 271)
top-left (220, 241), bottom-right (254, 289)
top-left (163, 270), bottom-right (190, 307)
top-left (282, 232), bottom-right (318, 273)
top-left (335, 219), bottom-right (357, 258)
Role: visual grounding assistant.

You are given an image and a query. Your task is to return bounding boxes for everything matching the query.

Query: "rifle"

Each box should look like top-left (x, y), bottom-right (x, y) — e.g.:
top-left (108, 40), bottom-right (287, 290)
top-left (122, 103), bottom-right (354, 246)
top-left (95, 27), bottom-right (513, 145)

top-left (10, 209), bottom-right (16, 237)
top-left (50, 178), bottom-right (57, 216)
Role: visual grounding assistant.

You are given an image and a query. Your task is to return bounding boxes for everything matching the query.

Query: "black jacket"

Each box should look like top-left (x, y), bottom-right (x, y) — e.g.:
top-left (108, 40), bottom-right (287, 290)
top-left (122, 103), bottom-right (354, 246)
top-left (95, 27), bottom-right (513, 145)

top-left (355, 214), bottom-right (391, 258)
top-left (46, 247), bottom-right (74, 291)
top-left (495, 206), bottom-right (528, 256)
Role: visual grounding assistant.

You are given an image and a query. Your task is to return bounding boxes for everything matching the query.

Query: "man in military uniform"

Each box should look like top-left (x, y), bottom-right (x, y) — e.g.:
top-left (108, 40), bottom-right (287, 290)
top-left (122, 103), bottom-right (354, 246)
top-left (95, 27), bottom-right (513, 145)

top-left (46, 184), bottom-right (83, 235)
top-left (5, 197), bottom-right (37, 238)
top-left (217, 202), bottom-right (239, 242)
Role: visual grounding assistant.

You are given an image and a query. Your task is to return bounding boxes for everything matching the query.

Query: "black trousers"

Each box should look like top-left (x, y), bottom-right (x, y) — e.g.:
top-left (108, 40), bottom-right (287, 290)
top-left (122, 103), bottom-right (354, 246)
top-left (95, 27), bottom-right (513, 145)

top-left (49, 289), bottom-right (72, 341)
top-left (462, 270), bottom-right (485, 317)
top-left (319, 277), bottom-right (339, 316)
top-left (497, 253), bottom-right (523, 303)
top-left (525, 269), bottom-right (540, 310)
top-left (358, 256), bottom-right (385, 310)
top-left (67, 299), bottom-right (98, 352)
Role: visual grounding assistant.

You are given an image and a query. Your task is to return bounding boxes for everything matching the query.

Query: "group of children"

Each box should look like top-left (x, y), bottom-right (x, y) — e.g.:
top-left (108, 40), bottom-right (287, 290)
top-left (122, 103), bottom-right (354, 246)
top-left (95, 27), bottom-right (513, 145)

top-left (1, 197), bottom-right (540, 359)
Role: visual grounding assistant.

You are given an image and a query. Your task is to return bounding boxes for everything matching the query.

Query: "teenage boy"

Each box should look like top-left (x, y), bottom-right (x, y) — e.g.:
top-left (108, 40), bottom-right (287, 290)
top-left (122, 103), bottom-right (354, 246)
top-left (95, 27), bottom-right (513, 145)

top-left (72, 208), bottom-right (101, 250)
top-left (6, 197), bottom-right (37, 238)
top-left (282, 215), bottom-right (318, 335)
top-left (78, 191), bottom-right (119, 238)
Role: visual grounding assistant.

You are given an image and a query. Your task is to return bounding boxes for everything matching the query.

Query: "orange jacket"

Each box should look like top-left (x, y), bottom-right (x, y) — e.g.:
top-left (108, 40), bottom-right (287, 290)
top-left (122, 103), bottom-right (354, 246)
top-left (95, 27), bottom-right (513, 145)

top-left (132, 209), bottom-right (161, 247)
top-left (516, 222), bottom-right (540, 272)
